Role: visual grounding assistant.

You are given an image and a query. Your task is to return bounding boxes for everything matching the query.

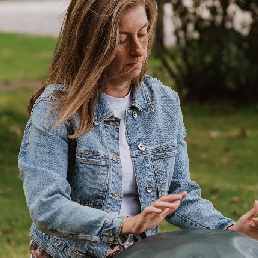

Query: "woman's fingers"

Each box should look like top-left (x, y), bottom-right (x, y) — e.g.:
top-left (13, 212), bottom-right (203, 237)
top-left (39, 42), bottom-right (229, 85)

top-left (144, 206), bottom-right (162, 214)
top-left (157, 192), bottom-right (187, 202)
top-left (151, 192), bottom-right (187, 210)
top-left (121, 193), bottom-right (187, 235)
top-left (161, 207), bottom-right (176, 216)
top-left (143, 193), bottom-right (187, 220)
top-left (152, 199), bottom-right (180, 208)
top-left (241, 200), bottom-right (258, 222)
top-left (228, 201), bottom-right (258, 239)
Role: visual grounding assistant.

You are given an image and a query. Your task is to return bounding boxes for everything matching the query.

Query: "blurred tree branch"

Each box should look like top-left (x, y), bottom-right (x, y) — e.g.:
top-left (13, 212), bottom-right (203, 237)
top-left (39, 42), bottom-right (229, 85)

top-left (155, 0), bottom-right (258, 103)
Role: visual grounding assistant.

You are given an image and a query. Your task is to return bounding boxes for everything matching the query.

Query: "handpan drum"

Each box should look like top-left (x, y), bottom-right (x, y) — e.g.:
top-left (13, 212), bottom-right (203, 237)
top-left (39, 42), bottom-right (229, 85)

top-left (116, 229), bottom-right (258, 258)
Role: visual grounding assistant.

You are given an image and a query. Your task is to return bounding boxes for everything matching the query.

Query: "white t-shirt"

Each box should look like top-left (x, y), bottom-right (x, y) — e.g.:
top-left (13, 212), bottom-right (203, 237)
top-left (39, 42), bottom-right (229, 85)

top-left (102, 92), bottom-right (141, 216)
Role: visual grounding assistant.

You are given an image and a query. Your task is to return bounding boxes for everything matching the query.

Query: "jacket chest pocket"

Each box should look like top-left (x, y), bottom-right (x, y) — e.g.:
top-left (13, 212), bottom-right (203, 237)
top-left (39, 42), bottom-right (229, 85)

top-left (71, 151), bottom-right (110, 207)
top-left (151, 144), bottom-right (177, 197)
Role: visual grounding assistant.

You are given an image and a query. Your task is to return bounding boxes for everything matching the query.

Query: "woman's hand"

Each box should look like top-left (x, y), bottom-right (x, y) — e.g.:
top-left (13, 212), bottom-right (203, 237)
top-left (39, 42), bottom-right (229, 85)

top-left (120, 192), bottom-right (187, 235)
top-left (228, 200), bottom-right (258, 239)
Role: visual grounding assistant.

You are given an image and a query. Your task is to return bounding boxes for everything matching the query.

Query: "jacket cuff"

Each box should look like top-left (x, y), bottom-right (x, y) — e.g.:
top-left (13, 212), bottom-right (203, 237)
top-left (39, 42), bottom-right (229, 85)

top-left (214, 218), bottom-right (236, 230)
top-left (101, 212), bottom-right (127, 244)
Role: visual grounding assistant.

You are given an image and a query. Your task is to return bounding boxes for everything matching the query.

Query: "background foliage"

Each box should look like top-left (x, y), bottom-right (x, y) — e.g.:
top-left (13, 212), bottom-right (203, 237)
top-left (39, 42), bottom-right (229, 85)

top-left (156, 0), bottom-right (258, 102)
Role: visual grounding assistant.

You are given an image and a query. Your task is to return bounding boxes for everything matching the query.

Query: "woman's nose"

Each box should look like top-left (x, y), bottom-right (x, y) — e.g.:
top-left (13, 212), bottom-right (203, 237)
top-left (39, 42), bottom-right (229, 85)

top-left (129, 38), bottom-right (146, 56)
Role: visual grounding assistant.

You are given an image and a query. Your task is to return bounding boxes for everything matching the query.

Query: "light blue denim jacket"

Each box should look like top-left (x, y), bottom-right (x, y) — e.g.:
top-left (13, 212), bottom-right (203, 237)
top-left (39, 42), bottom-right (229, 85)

top-left (18, 75), bottom-right (234, 258)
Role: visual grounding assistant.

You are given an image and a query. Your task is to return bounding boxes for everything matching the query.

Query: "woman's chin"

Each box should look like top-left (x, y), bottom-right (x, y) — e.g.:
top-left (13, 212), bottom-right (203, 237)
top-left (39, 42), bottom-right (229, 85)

top-left (107, 67), bottom-right (142, 84)
top-left (123, 67), bottom-right (142, 79)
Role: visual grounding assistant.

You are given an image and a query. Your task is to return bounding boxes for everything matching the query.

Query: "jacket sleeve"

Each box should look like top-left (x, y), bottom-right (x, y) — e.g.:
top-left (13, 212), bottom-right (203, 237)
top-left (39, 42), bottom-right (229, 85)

top-left (165, 97), bottom-right (235, 230)
top-left (18, 88), bottom-right (126, 243)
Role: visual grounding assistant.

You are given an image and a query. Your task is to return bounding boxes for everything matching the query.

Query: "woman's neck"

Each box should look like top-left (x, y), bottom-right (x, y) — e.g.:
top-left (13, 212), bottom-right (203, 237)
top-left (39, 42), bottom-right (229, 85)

top-left (102, 81), bottom-right (131, 98)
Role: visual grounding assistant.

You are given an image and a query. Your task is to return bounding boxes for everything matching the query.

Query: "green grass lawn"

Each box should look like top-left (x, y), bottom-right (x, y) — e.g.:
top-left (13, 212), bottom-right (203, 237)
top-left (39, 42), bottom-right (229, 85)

top-left (1, 32), bottom-right (258, 257)
top-left (0, 87), bottom-right (35, 257)
top-left (184, 104), bottom-right (258, 217)
top-left (0, 32), bottom-right (56, 83)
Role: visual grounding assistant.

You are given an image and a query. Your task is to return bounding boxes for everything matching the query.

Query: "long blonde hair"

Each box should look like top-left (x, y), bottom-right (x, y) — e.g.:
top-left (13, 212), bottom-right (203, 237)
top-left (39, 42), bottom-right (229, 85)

top-left (28, 0), bottom-right (157, 137)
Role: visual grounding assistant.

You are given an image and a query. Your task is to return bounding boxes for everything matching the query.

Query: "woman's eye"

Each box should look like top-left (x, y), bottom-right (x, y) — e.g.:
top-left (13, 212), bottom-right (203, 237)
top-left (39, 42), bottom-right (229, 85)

top-left (119, 35), bottom-right (128, 44)
top-left (138, 32), bottom-right (148, 41)
top-left (138, 33), bottom-right (147, 38)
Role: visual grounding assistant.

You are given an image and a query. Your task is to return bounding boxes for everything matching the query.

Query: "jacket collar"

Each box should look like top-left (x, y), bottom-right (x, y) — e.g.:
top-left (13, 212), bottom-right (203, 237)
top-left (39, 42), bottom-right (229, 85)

top-left (93, 79), bottom-right (154, 124)
top-left (131, 80), bottom-right (154, 113)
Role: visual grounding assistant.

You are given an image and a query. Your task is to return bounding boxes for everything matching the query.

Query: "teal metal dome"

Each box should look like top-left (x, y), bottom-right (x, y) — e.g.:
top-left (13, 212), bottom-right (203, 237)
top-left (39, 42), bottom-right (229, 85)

top-left (116, 229), bottom-right (258, 258)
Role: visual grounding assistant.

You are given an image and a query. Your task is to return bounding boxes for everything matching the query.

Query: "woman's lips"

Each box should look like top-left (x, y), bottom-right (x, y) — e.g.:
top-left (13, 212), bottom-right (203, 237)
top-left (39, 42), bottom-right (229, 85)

top-left (126, 61), bottom-right (141, 68)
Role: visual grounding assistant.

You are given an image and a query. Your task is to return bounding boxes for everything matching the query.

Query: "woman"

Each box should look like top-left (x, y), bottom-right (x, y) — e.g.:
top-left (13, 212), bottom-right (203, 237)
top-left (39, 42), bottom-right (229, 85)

top-left (19, 0), bottom-right (258, 257)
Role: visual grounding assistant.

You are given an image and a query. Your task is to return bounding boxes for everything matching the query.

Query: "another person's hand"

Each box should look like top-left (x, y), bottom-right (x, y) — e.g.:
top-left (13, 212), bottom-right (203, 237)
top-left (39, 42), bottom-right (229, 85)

top-left (120, 192), bottom-right (187, 235)
top-left (228, 200), bottom-right (258, 239)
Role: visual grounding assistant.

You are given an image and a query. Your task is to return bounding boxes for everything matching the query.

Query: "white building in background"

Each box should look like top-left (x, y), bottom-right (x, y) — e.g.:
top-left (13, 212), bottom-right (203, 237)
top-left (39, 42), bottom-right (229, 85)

top-left (164, 3), bottom-right (176, 47)
top-left (163, 2), bottom-right (253, 47)
top-left (0, 0), bottom-right (69, 36)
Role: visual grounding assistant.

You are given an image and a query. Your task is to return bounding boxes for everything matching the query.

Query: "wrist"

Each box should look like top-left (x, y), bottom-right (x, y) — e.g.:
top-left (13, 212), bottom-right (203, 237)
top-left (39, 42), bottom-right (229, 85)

top-left (227, 223), bottom-right (236, 230)
top-left (120, 216), bottom-right (137, 235)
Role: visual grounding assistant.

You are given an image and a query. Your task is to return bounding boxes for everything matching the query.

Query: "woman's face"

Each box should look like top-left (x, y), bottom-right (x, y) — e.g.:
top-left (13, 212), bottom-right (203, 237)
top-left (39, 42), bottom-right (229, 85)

top-left (105, 5), bottom-right (148, 85)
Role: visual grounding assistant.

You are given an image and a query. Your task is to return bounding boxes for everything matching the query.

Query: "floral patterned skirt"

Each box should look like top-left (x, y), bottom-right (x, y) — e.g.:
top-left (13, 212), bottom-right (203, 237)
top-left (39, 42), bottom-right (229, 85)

top-left (106, 234), bottom-right (143, 257)
top-left (30, 234), bottom-right (144, 258)
top-left (29, 240), bottom-right (53, 258)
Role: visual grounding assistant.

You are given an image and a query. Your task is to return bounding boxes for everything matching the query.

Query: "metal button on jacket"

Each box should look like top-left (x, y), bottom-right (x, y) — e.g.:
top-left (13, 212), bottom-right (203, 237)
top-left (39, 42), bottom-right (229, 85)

top-left (132, 111), bottom-right (138, 118)
top-left (108, 230), bottom-right (115, 242)
top-left (112, 154), bottom-right (119, 161)
top-left (112, 193), bottom-right (121, 198)
top-left (138, 142), bottom-right (146, 151)
top-left (105, 121), bottom-right (119, 126)
top-left (146, 185), bottom-right (154, 193)
top-left (108, 235), bottom-right (114, 241)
